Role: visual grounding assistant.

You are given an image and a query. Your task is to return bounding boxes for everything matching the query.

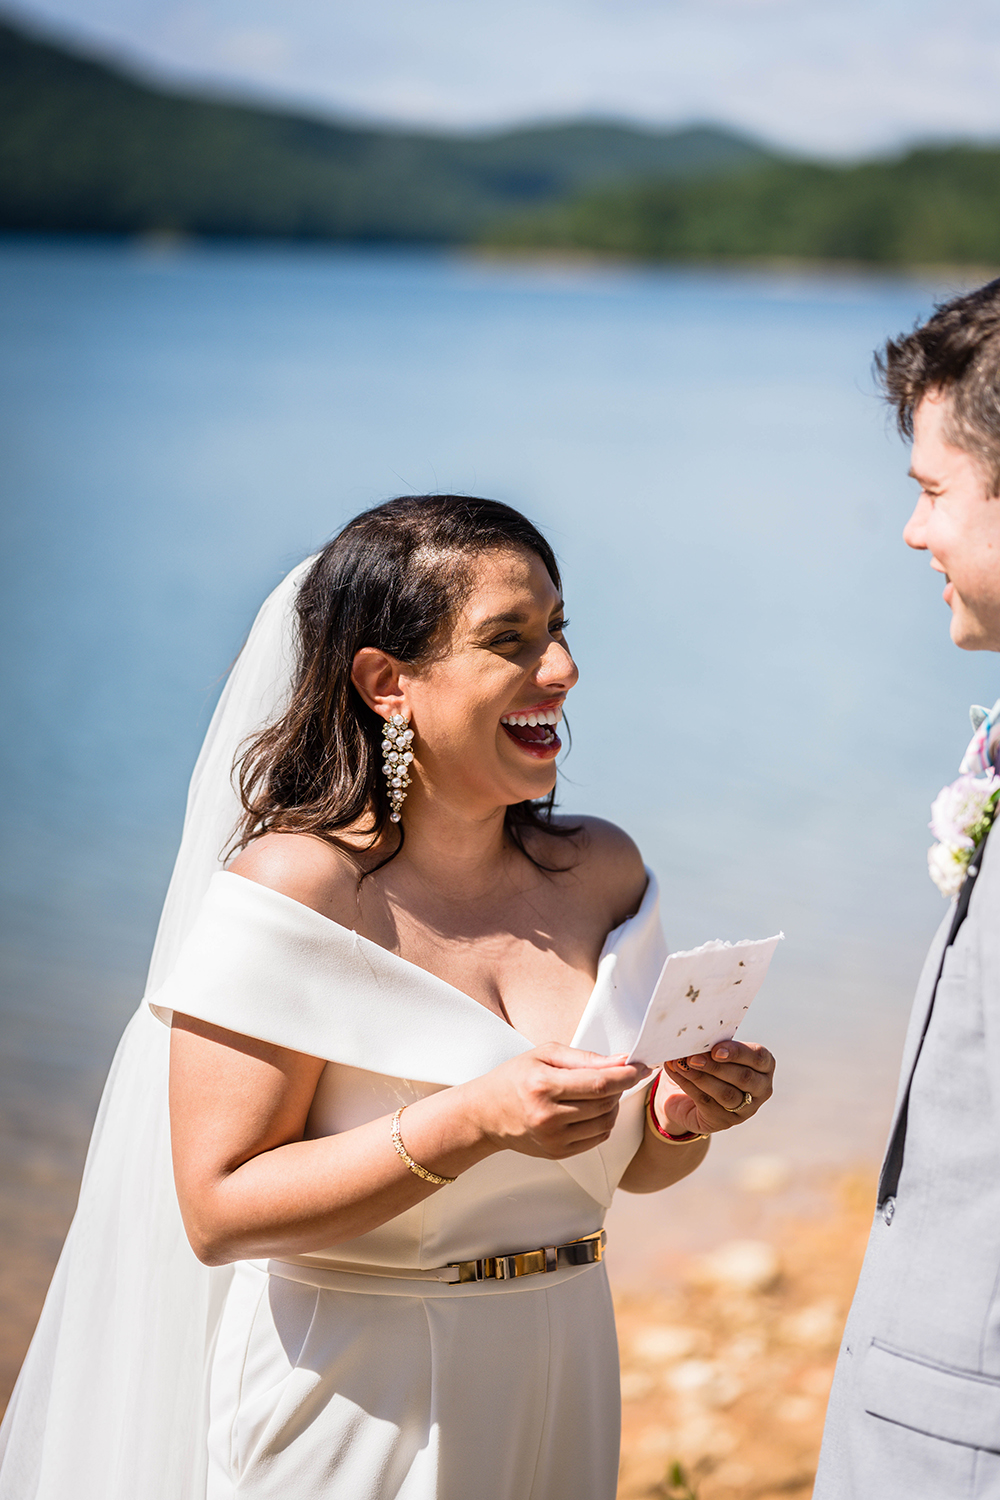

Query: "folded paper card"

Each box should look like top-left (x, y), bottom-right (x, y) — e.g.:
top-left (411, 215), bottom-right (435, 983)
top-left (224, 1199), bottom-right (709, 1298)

top-left (627, 933), bottom-right (784, 1067)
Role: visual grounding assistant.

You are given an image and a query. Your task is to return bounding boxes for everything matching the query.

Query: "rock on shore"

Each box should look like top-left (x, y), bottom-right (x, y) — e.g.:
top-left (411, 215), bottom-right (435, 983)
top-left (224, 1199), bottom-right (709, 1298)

top-left (615, 1173), bottom-right (874, 1499)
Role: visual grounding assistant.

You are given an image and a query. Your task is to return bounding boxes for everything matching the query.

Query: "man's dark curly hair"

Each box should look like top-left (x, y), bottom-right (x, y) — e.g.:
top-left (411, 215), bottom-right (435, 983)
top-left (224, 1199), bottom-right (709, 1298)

top-left (877, 276), bottom-right (1000, 495)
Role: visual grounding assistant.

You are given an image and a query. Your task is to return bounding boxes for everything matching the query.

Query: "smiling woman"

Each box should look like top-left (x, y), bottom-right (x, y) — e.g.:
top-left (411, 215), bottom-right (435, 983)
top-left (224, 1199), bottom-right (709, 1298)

top-left (0, 494), bottom-right (774, 1500)
top-left (230, 498), bottom-right (581, 875)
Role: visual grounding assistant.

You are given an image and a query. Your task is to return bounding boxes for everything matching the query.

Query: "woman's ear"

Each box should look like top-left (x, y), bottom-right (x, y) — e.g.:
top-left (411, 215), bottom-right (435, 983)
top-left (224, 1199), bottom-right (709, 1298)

top-left (351, 648), bottom-right (408, 722)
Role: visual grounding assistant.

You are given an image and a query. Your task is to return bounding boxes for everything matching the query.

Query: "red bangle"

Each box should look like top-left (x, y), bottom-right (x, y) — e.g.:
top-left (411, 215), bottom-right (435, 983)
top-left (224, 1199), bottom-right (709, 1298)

top-left (645, 1071), bottom-right (708, 1144)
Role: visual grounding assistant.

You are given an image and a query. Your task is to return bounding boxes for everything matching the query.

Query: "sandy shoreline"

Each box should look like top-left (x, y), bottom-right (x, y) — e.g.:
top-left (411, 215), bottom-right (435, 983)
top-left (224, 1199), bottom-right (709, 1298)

top-left (612, 1170), bottom-right (873, 1498)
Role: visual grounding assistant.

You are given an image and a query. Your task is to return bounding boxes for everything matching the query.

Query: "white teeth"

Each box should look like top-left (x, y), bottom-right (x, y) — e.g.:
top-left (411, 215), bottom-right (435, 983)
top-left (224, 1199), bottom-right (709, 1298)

top-left (500, 707), bottom-right (564, 727)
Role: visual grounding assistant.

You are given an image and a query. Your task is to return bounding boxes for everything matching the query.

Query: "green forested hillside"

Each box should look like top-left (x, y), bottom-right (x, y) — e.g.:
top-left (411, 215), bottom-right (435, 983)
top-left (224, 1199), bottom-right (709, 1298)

top-left (6, 12), bottom-right (998, 264)
top-left (486, 147), bottom-right (1000, 265)
top-left (0, 16), bottom-right (774, 240)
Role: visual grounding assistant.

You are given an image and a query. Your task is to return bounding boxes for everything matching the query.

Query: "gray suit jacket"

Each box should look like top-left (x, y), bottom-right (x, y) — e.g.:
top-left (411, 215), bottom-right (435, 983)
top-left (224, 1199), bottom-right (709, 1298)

top-left (815, 828), bottom-right (1000, 1497)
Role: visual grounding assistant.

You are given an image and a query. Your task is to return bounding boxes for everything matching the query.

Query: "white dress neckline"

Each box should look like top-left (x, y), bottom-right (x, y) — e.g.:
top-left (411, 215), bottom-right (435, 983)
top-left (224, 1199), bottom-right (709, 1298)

top-left (150, 866), bottom-right (666, 1084)
top-left (218, 866), bottom-right (652, 1050)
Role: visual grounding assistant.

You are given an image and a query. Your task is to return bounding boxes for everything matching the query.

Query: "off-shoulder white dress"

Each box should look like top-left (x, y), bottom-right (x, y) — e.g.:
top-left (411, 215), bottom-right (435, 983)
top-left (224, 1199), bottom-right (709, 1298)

top-left (2, 868), bottom-right (667, 1500)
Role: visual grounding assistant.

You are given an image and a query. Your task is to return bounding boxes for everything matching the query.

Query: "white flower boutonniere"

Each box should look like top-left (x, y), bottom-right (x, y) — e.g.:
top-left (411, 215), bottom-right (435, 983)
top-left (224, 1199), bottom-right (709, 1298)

top-left (927, 772), bottom-right (1000, 897)
top-left (927, 697), bottom-right (1000, 898)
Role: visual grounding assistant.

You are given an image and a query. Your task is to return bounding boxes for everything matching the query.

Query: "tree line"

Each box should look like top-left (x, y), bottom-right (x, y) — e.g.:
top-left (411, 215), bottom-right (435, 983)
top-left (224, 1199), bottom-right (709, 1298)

top-left (484, 148), bottom-right (1000, 266)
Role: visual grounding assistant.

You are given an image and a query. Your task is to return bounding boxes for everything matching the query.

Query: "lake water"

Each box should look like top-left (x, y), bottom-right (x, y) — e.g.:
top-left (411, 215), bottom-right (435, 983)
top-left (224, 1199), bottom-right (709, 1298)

top-left (0, 238), bottom-right (994, 1360)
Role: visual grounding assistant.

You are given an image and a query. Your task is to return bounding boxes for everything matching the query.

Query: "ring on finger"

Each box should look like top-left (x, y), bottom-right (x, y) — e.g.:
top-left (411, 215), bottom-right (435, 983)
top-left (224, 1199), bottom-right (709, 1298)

top-left (724, 1090), bottom-right (753, 1114)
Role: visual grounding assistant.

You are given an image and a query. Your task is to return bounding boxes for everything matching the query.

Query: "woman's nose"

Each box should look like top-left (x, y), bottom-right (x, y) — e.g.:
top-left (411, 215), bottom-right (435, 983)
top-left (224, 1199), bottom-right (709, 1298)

top-left (538, 639), bottom-right (579, 690)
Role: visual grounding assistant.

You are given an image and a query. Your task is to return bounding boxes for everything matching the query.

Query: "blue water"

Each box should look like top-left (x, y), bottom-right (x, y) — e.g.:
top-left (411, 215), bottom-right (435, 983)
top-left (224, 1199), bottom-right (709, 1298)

top-left (0, 238), bottom-right (992, 1167)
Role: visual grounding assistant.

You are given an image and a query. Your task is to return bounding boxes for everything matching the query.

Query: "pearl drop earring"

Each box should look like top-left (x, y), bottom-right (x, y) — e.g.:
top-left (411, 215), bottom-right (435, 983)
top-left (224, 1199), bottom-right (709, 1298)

top-left (381, 713), bottom-right (414, 822)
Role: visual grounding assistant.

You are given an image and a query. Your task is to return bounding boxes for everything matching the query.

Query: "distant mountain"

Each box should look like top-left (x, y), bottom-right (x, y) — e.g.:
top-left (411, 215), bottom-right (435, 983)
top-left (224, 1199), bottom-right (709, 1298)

top-left (0, 15), bottom-right (778, 241)
top-left (484, 147), bottom-right (1000, 266)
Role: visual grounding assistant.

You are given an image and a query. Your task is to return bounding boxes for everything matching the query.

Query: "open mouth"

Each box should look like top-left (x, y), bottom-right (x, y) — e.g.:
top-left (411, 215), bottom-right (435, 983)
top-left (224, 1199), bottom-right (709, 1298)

top-left (499, 707), bottom-right (562, 757)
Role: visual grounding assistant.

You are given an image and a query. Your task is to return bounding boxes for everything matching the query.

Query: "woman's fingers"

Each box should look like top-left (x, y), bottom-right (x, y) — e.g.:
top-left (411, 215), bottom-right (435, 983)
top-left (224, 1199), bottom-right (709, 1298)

top-left (661, 1040), bottom-right (775, 1125)
top-left (662, 1064), bottom-right (733, 1114)
top-left (475, 1044), bottom-right (645, 1158)
top-left (536, 1043), bottom-right (640, 1074)
top-left (673, 1044), bottom-right (773, 1105)
top-left (674, 1066), bottom-right (759, 1114)
top-left (551, 1094), bottom-right (625, 1123)
top-left (690, 1040), bottom-right (774, 1083)
top-left (564, 1101), bottom-right (620, 1137)
top-left (537, 1044), bottom-right (650, 1084)
top-left (539, 1053), bottom-right (649, 1104)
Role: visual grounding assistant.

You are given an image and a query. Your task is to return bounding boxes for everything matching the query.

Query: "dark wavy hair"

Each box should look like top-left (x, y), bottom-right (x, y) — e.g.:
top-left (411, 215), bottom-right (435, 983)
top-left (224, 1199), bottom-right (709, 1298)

top-left (233, 494), bottom-right (578, 874)
top-left (877, 275), bottom-right (1000, 493)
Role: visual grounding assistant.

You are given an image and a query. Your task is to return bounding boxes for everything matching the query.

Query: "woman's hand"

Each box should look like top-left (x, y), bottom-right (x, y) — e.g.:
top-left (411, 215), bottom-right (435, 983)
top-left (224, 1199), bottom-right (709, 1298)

top-left (465, 1044), bottom-right (650, 1160)
top-left (658, 1041), bottom-right (775, 1137)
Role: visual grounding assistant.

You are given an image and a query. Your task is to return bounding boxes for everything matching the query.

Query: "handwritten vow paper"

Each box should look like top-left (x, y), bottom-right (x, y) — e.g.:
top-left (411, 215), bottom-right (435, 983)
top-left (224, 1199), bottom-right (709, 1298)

top-left (627, 934), bottom-right (784, 1068)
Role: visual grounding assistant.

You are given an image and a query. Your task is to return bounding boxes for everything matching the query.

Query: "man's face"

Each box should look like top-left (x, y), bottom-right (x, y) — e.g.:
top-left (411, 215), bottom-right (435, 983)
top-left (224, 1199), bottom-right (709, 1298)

top-left (904, 390), bottom-right (1000, 651)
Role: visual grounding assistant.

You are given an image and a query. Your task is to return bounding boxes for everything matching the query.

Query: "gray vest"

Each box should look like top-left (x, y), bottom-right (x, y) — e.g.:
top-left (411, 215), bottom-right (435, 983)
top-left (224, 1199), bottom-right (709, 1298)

top-left (815, 828), bottom-right (1000, 1496)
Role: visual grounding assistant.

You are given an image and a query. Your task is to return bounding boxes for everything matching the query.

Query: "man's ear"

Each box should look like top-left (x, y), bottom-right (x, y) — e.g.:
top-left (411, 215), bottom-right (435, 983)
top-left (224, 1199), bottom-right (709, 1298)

top-left (351, 647), bottom-right (408, 721)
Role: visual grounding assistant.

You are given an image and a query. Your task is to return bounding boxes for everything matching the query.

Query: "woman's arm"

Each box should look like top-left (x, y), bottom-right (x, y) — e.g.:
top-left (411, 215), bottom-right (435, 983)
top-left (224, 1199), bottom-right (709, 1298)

top-left (169, 1016), bottom-right (646, 1265)
top-left (619, 1040), bottom-right (775, 1193)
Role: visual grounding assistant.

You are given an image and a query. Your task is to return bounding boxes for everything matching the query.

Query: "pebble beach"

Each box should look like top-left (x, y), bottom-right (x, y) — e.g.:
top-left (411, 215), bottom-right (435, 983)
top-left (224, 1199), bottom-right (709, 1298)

top-left (612, 1170), bottom-right (873, 1499)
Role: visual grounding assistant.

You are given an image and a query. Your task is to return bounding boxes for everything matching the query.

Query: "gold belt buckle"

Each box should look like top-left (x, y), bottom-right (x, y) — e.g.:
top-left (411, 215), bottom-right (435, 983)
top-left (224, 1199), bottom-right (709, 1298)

top-left (449, 1230), bottom-right (605, 1284)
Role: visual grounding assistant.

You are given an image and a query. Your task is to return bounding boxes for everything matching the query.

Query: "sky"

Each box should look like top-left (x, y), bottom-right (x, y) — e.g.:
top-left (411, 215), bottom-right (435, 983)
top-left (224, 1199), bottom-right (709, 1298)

top-left (6, 0), bottom-right (1000, 158)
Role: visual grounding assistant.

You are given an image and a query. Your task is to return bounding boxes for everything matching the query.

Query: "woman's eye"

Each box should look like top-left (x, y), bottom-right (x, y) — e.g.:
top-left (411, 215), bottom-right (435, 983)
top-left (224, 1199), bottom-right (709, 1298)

top-left (488, 619), bottom-right (568, 648)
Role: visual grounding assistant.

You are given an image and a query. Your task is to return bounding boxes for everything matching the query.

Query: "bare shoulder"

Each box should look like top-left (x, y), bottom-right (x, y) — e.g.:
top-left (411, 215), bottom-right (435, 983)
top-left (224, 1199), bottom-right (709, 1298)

top-left (226, 833), bottom-right (362, 929)
top-left (531, 814), bottom-right (648, 928)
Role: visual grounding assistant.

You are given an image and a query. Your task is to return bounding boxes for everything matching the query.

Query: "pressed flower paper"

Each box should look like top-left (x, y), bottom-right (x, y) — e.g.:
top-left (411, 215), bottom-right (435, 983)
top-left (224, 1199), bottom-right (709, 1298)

top-left (627, 934), bottom-right (784, 1067)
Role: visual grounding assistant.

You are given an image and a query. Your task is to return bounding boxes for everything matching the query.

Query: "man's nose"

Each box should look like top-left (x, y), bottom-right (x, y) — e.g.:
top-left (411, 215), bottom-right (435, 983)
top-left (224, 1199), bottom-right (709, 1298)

top-left (903, 497), bottom-right (929, 550)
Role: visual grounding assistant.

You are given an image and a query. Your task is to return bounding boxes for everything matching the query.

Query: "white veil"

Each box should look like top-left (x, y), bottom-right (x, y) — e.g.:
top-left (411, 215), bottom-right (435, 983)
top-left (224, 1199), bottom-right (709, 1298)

top-left (0, 557), bottom-right (314, 1500)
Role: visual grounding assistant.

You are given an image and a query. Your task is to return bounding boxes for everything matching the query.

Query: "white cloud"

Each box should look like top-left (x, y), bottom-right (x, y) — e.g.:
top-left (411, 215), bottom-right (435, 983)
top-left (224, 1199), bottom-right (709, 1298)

top-left (215, 28), bottom-right (292, 74)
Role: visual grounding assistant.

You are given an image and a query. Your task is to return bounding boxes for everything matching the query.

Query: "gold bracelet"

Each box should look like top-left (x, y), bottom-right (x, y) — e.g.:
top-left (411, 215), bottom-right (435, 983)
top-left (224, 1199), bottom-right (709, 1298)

top-left (391, 1106), bottom-right (456, 1186)
top-left (645, 1079), bottom-right (708, 1145)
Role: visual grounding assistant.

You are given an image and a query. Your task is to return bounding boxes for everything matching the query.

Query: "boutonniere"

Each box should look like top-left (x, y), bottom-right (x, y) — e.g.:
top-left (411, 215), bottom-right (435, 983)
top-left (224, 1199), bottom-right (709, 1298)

top-left (927, 698), bottom-right (1000, 898)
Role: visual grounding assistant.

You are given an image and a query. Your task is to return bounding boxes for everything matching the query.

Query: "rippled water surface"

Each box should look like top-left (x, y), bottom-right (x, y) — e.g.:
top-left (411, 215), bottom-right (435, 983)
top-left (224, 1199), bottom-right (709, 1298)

top-left (0, 240), bottom-right (991, 1280)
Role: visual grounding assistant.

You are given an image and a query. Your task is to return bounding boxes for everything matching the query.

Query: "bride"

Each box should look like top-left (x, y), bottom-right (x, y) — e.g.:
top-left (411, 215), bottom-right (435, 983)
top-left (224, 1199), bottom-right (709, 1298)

top-left (0, 494), bottom-right (774, 1500)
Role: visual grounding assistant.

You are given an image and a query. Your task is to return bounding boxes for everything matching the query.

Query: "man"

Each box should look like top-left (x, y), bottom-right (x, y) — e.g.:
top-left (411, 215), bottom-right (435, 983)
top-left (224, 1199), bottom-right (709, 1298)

top-left (815, 279), bottom-right (1000, 1496)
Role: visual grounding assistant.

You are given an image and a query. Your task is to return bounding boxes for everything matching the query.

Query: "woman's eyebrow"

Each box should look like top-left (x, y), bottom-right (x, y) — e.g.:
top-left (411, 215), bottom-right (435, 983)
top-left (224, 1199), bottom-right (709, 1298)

top-left (473, 611), bottom-right (530, 630)
top-left (473, 601), bottom-right (565, 632)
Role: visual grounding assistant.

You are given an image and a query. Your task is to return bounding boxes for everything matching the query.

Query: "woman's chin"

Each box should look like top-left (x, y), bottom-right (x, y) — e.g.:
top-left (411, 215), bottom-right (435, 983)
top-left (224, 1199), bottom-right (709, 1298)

top-left (498, 725), bottom-right (562, 785)
top-left (503, 768), bottom-right (559, 806)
